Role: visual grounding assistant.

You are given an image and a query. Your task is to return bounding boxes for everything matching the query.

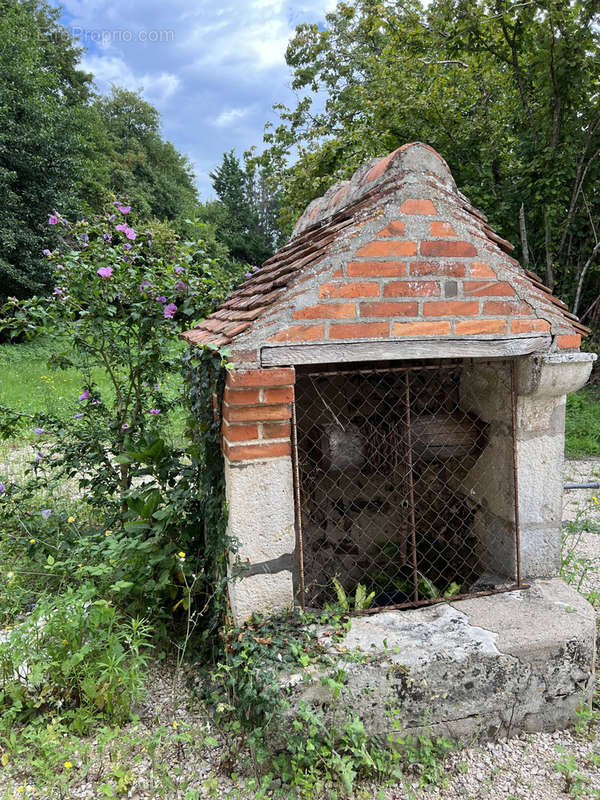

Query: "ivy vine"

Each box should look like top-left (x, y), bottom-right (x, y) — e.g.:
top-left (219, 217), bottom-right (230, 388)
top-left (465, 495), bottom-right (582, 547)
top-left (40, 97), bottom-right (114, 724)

top-left (183, 344), bottom-right (233, 656)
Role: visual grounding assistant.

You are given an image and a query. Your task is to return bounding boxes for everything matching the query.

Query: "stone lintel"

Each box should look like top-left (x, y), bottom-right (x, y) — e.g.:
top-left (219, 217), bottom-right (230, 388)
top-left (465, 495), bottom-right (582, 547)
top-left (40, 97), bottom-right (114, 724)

top-left (261, 335), bottom-right (550, 366)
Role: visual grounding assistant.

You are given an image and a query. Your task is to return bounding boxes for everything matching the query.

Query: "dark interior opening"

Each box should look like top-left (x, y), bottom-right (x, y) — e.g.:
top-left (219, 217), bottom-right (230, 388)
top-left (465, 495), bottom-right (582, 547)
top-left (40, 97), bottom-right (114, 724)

top-left (293, 359), bottom-right (519, 611)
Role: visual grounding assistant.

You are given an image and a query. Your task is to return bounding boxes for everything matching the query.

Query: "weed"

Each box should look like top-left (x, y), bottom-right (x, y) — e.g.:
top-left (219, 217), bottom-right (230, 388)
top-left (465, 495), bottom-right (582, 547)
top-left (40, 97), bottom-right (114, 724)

top-left (206, 609), bottom-right (453, 798)
top-left (554, 746), bottom-right (594, 798)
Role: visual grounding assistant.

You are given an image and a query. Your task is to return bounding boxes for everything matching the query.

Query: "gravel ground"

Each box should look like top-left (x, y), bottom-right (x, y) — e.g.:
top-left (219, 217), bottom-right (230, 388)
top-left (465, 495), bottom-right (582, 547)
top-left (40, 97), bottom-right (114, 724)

top-left (0, 458), bottom-right (599, 799)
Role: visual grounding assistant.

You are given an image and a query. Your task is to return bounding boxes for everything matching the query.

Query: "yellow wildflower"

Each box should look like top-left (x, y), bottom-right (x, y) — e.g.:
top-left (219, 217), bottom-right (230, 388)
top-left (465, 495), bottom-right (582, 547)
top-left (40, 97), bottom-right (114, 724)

top-left (63, 761), bottom-right (72, 770)
top-left (68, 516), bottom-right (75, 523)
top-left (178, 551), bottom-right (186, 559)
top-left (593, 496), bottom-right (599, 506)
top-left (29, 538), bottom-right (36, 544)
top-left (105, 530), bottom-right (111, 536)
top-left (17, 788), bottom-right (23, 794)
top-left (172, 721), bottom-right (178, 729)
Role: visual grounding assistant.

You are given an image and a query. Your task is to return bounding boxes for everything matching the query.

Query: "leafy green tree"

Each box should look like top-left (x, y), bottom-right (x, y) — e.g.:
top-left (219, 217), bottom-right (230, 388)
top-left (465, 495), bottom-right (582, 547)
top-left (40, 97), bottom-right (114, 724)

top-left (263, 0), bottom-right (600, 315)
top-left (0, 3), bottom-right (199, 302)
top-left (204, 150), bottom-right (282, 266)
top-left (86, 88), bottom-right (199, 224)
top-left (0, 0), bottom-right (92, 298)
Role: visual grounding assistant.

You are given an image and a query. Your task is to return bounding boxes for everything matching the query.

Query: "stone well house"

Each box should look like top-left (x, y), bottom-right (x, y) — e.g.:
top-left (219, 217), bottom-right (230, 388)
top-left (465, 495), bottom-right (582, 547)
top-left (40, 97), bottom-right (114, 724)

top-left (183, 143), bottom-right (597, 740)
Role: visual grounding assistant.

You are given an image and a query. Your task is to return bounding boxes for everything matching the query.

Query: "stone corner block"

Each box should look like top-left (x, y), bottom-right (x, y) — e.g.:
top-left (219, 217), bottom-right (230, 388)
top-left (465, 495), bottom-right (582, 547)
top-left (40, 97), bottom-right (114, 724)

top-left (229, 571), bottom-right (294, 624)
top-left (518, 352), bottom-right (596, 398)
top-left (225, 456), bottom-right (295, 564)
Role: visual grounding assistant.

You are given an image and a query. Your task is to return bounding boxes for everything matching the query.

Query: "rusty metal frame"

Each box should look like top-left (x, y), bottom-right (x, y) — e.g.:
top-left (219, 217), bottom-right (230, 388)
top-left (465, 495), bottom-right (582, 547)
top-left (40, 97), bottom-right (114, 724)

top-left (291, 358), bottom-right (526, 613)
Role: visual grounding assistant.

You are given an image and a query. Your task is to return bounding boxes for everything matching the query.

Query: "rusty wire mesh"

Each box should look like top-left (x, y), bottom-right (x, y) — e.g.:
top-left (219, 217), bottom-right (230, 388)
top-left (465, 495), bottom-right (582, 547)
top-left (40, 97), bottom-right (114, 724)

top-left (293, 359), bottom-right (522, 612)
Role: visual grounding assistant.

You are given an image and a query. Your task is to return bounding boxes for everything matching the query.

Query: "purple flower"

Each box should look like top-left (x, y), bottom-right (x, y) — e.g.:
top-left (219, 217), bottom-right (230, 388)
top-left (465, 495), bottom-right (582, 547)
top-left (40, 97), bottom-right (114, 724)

top-left (0, 483), bottom-right (5, 494)
top-left (245, 272), bottom-right (252, 278)
top-left (80, 233), bottom-right (89, 243)
top-left (79, 389), bottom-right (90, 401)
top-left (118, 205), bottom-right (131, 215)
top-left (174, 266), bottom-right (184, 274)
top-left (40, 509), bottom-right (51, 520)
top-left (148, 409), bottom-right (161, 415)
top-left (121, 423), bottom-right (130, 430)
top-left (163, 303), bottom-right (177, 319)
top-left (139, 280), bottom-right (152, 293)
top-left (53, 288), bottom-right (63, 296)
top-left (103, 232), bottom-right (112, 241)
top-left (123, 242), bottom-right (132, 251)
top-left (253, 266), bottom-right (260, 272)
top-left (74, 413), bottom-right (84, 419)
top-left (48, 215), bottom-right (59, 225)
top-left (108, 214), bottom-right (116, 222)
top-left (33, 427), bottom-right (44, 435)
top-left (115, 223), bottom-right (127, 233)
top-left (175, 280), bottom-right (187, 291)
top-left (91, 399), bottom-right (102, 405)
top-left (155, 295), bottom-right (166, 304)
top-left (125, 227), bottom-right (136, 241)
top-left (42, 249), bottom-right (51, 256)
top-left (97, 267), bottom-right (113, 279)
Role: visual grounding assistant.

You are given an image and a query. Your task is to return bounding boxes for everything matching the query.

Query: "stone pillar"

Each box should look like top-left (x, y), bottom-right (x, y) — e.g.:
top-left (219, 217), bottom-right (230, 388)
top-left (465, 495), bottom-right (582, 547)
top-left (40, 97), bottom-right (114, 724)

top-left (516, 352), bottom-right (596, 577)
top-left (461, 351), bottom-right (595, 581)
top-left (460, 361), bottom-right (520, 578)
top-left (221, 366), bottom-right (297, 623)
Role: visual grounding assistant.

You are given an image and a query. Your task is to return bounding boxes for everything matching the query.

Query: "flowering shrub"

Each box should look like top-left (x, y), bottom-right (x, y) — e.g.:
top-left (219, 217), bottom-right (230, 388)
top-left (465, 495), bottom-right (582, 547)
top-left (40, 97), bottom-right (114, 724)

top-left (0, 204), bottom-right (240, 649)
top-left (1, 204), bottom-right (241, 504)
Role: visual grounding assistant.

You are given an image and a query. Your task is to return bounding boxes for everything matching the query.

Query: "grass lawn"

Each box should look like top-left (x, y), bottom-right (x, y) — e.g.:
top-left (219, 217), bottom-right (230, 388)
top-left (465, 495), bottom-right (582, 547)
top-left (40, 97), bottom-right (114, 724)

top-left (0, 337), bottom-right (111, 423)
top-left (566, 384), bottom-right (600, 459)
top-left (0, 336), bottom-right (187, 445)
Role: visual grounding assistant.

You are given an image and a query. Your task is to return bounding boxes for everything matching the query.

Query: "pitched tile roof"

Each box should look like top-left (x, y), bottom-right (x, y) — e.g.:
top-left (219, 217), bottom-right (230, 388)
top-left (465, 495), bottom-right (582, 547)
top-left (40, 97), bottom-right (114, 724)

top-left (182, 143), bottom-right (588, 354)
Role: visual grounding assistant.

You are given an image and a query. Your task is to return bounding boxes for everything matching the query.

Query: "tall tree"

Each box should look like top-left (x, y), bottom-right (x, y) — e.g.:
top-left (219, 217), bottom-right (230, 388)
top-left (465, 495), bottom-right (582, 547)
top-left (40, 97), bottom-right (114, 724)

top-left (0, 0), bottom-right (92, 297)
top-left (204, 151), bottom-right (282, 266)
top-left (263, 0), bottom-right (600, 315)
top-left (86, 88), bottom-right (198, 223)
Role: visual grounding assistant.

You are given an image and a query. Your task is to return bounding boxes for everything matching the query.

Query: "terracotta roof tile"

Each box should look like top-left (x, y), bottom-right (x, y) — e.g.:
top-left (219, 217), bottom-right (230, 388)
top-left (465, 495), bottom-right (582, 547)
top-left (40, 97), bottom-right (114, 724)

top-left (182, 142), bottom-right (587, 351)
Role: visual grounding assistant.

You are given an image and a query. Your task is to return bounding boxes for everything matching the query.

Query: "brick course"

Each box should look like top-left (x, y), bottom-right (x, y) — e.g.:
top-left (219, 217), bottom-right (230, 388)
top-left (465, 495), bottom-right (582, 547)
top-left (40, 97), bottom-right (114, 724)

top-left (421, 241), bottom-right (478, 258)
top-left (355, 240), bottom-right (418, 258)
top-left (222, 368), bottom-right (295, 462)
top-left (384, 281), bottom-right (441, 297)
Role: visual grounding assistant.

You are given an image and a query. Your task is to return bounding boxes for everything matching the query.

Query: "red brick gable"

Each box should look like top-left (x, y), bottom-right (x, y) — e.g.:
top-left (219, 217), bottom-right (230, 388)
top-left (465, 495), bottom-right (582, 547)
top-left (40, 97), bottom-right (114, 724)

top-left (182, 143), bottom-right (588, 357)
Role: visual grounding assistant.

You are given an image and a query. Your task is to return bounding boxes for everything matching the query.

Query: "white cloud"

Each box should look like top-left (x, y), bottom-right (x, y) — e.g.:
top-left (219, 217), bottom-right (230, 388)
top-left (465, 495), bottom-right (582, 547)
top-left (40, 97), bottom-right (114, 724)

top-left (82, 55), bottom-right (181, 105)
top-left (183, 16), bottom-right (291, 72)
top-left (213, 107), bottom-right (251, 127)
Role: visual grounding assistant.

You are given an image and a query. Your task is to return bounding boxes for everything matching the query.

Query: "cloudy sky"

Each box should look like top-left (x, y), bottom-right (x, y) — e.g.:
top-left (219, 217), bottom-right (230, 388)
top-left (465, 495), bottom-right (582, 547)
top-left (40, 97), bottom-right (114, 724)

top-left (58, 1), bottom-right (336, 199)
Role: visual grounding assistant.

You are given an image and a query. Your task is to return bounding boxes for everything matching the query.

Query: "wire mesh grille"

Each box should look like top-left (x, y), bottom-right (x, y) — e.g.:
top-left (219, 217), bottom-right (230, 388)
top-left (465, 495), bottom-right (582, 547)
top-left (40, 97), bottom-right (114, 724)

top-left (293, 360), bottom-right (521, 611)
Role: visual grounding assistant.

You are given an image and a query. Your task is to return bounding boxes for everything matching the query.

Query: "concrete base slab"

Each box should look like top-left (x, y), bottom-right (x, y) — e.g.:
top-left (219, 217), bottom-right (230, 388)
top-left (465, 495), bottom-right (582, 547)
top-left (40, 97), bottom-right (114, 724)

top-left (285, 579), bottom-right (596, 744)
